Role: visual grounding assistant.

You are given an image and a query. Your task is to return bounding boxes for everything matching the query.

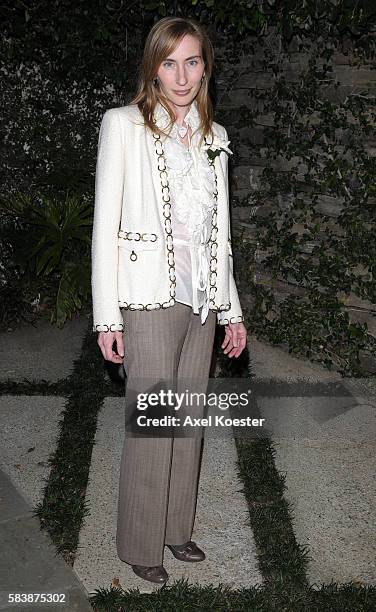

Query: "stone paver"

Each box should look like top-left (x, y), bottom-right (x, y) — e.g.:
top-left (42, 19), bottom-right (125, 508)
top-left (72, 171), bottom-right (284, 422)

top-left (74, 398), bottom-right (261, 594)
top-left (0, 469), bottom-right (92, 611)
top-left (272, 437), bottom-right (375, 585)
top-left (0, 316), bottom-right (88, 383)
top-left (251, 336), bottom-right (376, 585)
top-left (250, 336), bottom-right (343, 384)
top-left (0, 393), bottom-right (92, 609)
top-left (0, 396), bottom-right (65, 506)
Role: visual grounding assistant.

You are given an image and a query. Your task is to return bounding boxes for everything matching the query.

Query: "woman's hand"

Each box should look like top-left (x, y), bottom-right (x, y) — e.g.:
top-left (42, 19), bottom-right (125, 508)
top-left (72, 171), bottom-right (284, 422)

top-left (97, 331), bottom-right (124, 363)
top-left (221, 321), bottom-right (247, 358)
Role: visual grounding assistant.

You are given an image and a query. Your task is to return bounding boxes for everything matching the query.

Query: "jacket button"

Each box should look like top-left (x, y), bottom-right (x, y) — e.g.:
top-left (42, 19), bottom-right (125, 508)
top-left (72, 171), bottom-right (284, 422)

top-left (130, 251), bottom-right (137, 261)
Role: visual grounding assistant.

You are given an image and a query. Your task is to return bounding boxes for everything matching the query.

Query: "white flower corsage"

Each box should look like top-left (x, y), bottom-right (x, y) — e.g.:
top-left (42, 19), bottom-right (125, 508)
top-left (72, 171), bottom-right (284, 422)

top-left (203, 135), bottom-right (233, 161)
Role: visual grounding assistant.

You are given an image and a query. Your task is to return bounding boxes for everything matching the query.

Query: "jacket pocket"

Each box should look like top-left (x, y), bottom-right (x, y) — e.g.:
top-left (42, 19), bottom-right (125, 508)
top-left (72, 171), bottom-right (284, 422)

top-left (117, 229), bottom-right (165, 305)
top-left (118, 230), bottom-right (159, 260)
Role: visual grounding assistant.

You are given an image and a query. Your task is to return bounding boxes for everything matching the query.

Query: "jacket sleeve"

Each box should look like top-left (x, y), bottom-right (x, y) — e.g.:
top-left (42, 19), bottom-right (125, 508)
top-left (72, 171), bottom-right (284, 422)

top-left (216, 128), bottom-right (245, 326)
top-left (91, 108), bottom-right (125, 332)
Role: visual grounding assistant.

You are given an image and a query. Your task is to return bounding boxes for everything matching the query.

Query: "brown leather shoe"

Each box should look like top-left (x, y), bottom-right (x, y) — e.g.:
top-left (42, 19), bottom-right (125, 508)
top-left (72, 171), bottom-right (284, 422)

top-left (166, 540), bottom-right (205, 562)
top-left (131, 564), bottom-right (168, 584)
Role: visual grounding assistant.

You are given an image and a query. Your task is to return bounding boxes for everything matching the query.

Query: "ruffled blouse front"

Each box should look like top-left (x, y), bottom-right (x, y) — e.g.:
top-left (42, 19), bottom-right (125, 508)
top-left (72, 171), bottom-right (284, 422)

top-left (160, 104), bottom-right (217, 324)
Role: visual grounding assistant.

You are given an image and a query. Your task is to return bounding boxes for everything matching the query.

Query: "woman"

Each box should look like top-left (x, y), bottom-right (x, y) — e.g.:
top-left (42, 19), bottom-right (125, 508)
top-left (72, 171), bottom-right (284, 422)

top-left (91, 16), bottom-right (247, 585)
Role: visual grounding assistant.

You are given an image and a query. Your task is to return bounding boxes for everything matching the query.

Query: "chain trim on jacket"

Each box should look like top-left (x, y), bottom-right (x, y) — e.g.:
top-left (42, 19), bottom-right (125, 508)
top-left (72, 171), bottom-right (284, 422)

top-left (153, 132), bottom-right (176, 308)
top-left (94, 323), bottom-right (124, 332)
top-left (115, 133), bottom-right (177, 313)
top-left (206, 144), bottom-right (231, 313)
top-left (114, 133), bottom-right (231, 315)
top-left (118, 230), bottom-right (157, 242)
top-left (218, 315), bottom-right (244, 325)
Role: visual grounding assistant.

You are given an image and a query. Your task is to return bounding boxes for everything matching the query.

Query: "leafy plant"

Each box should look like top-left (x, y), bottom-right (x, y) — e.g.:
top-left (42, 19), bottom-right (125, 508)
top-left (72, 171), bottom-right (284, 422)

top-left (0, 191), bottom-right (93, 327)
top-left (144, 0), bottom-right (376, 43)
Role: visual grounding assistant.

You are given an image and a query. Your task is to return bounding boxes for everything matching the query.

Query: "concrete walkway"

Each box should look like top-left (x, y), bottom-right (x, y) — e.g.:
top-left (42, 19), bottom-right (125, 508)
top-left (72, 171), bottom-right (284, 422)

top-left (0, 468), bottom-right (92, 611)
top-left (73, 399), bottom-right (261, 594)
top-left (0, 317), bottom-right (91, 610)
top-left (0, 316), bottom-right (375, 607)
top-left (251, 337), bottom-right (376, 586)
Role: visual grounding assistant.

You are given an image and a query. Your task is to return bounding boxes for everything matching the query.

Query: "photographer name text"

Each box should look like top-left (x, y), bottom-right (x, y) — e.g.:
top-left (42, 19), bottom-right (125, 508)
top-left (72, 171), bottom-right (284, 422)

top-left (136, 415), bottom-right (265, 428)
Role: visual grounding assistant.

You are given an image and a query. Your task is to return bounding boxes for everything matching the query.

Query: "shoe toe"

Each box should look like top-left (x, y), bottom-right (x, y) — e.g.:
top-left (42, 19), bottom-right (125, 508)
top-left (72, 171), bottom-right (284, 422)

top-left (132, 564), bottom-right (168, 584)
top-left (167, 541), bottom-right (205, 562)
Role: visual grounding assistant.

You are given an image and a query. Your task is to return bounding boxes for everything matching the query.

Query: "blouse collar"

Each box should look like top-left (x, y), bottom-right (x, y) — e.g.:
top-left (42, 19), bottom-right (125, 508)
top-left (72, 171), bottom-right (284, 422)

top-left (154, 99), bottom-right (201, 132)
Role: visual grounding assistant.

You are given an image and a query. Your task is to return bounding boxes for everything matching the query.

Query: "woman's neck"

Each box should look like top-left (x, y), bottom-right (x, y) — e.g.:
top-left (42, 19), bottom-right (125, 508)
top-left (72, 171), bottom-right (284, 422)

top-left (169, 102), bottom-right (191, 126)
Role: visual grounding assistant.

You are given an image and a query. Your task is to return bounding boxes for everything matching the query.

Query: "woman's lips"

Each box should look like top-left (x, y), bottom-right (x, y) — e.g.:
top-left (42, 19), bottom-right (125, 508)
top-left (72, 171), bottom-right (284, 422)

top-left (173, 89), bottom-right (191, 96)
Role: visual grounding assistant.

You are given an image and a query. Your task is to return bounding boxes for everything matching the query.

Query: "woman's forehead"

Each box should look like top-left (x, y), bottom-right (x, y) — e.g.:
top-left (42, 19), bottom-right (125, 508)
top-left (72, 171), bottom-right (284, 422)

top-left (165, 34), bottom-right (202, 59)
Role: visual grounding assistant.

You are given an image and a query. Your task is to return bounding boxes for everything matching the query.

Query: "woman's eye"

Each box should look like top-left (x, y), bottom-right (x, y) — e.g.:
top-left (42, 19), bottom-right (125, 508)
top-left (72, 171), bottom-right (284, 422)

top-left (162, 60), bottom-right (199, 68)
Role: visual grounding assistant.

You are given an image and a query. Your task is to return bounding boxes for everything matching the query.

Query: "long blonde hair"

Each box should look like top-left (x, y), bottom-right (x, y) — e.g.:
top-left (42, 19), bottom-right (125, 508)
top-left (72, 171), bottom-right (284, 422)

top-left (130, 17), bottom-right (215, 146)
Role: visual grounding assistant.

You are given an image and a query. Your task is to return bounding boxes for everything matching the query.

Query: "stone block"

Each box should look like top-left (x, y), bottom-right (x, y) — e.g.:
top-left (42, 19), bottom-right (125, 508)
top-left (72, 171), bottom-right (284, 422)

top-left (0, 317), bottom-right (88, 383)
top-left (0, 515), bottom-right (91, 610)
top-left (232, 166), bottom-right (253, 191)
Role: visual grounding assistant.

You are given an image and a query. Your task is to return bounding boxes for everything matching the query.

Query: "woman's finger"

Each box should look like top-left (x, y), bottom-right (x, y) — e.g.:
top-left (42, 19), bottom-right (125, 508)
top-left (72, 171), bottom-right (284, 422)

top-left (222, 323), bottom-right (239, 356)
top-left (106, 337), bottom-right (123, 363)
top-left (221, 329), bottom-right (232, 351)
top-left (114, 331), bottom-right (125, 359)
top-left (222, 330), bottom-right (234, 354)
top-left (97, 334), bottom-right (107, 360)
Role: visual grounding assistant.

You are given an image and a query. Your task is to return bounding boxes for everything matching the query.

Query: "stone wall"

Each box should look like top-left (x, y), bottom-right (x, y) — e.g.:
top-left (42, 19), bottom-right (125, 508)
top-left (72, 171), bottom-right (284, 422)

top-left (212, 28), bottom-right (376, 334)
top-left (214, 29), bottom-right (376, 218)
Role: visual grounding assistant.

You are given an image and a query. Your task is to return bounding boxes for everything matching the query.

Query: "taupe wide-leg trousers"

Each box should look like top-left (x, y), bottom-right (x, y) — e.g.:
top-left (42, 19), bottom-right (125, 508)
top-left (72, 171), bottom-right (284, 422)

top-left (116, 302), bottom-right (217, 567)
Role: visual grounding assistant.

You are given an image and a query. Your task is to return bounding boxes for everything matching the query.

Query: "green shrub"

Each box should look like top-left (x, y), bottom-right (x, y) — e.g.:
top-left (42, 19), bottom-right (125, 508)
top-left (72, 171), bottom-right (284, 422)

top-left (0, 191), bottom-right (92, 327)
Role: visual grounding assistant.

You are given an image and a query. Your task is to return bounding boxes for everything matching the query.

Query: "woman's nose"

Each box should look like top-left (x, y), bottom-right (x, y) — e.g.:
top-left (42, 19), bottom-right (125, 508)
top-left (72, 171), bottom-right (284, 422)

top-left (176, 66), bottom-right (188, 85)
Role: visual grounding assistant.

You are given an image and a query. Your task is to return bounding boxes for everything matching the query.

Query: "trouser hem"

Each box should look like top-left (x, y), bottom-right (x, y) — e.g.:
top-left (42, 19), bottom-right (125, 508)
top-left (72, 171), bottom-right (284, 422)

top-left (117, 551), bottom-right (164, 567)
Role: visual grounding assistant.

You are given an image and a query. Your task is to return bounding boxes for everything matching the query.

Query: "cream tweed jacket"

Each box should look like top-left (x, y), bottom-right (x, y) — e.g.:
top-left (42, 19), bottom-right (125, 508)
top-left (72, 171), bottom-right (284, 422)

top-left (91, 102), bottom-right (244, 332)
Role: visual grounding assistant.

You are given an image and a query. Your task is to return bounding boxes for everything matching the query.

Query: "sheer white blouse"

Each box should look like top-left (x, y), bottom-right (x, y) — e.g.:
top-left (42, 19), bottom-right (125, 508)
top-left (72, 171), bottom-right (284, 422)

top-left (162, 106), bottom-right (217, 325)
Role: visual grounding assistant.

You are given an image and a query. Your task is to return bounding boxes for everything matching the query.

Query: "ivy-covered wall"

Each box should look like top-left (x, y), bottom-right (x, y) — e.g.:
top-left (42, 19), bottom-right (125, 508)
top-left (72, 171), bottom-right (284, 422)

top-left (211, 24), bottom-right (376, 375)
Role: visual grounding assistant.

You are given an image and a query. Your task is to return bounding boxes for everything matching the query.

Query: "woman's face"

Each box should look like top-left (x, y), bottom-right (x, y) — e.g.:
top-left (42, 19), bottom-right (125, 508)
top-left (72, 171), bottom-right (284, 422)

top-left (156, 34), bottom-right (205, 110)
